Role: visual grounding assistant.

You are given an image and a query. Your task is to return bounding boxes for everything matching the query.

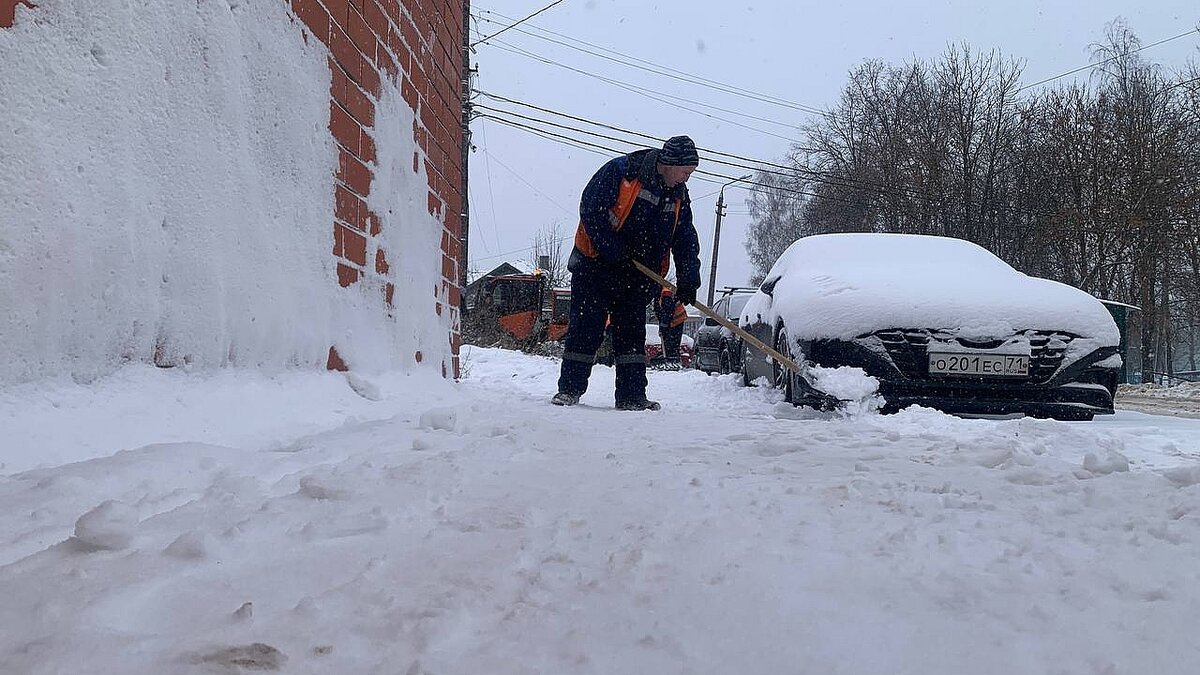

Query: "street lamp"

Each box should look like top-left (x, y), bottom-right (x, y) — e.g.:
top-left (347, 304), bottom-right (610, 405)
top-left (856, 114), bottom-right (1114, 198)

top-left (707, 173), bottom-right (753, 305)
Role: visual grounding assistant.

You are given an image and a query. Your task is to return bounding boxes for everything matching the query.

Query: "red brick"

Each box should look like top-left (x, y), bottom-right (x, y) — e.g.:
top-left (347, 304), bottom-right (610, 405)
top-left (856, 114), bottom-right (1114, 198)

top-left (346, 7), bottom-right (374, 56)
top-left (408, 2), bottom-right (428, 38)
top-left (336, 184), bottom-right (366, 231)
top-left (420, 105), bottom-right (438, 138)
top-left (328, 101), bottom-right (361, 154)
top-left (367, 211), bottom-right (382, 236)
top-left (375, 247), bottom-right (389, 275)
top-left (385, 283), bottom-right (395, 307)
top-left (323, 0), bottom-right (350, 27)
top-left (360, 131), bottom-right (377, 164)
top-left (338, 148), bottom-right (372, 196)
top-left (441, 192), bottom-right (458, 220)
top-left (364, 0), bottom-right (389, 37)
top-left (448, 284), bottom-right (461, 308)
top-left (446, 233), bottom-right (462, 261)
top-left (399, 13), bottom-right (419, 51)
top-left (329, 24), bottom-right (365, 83)
top-left (409, 61), bottom-right (428, 100)
top-left (358, 60), bottom-right (381, 98)
top-left (291, 0), bottom-right (330, 42)
top-left (388, 33), bottom-right (412, 74)
top-left (376, 44), bottom-right (397, 80)
top-left (339, 224), bottom-right (367, 265)
top-left (332, 65), bottom-right (374, 127)
top-left (336, 262), bottom-right (360, 287)
top-left (401, 76), bottom-right (418, 111)
top-left (428, 192), bottom-right (442, 216)
top-left (327, 346), bottom-right (349, 371)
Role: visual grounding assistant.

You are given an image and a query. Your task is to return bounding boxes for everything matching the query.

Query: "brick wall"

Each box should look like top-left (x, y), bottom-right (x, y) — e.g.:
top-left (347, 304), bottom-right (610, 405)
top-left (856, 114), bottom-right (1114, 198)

top-left (2, 0), bottom-right (466, 377)
top-left (293, 0), bottom-right (465, 378)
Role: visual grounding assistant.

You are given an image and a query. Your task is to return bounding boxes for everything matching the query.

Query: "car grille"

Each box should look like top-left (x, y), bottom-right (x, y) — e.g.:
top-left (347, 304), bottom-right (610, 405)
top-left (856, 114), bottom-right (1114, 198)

top-left (868, 329), bottom-right (1079, 384)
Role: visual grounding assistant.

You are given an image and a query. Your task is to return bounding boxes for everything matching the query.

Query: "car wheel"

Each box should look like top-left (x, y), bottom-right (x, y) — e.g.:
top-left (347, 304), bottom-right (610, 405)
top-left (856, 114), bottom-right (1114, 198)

top-left (774, 326), bottom-right (797, 404)
top-left (719, 348), bottom-right (731, 375)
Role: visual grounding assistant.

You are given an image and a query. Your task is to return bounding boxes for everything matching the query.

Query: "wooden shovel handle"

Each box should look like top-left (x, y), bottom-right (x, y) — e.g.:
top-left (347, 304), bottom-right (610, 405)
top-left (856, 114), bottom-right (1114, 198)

top-left (631, 260), bottom-right (806, 377)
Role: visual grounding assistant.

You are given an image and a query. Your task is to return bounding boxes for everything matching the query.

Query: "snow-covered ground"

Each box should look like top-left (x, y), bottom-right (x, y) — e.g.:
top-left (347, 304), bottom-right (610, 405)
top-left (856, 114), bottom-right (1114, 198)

top-left (1118, 382), bottom-right (1200, 419)
top-left (3, 348), bottom-right (1200, 674)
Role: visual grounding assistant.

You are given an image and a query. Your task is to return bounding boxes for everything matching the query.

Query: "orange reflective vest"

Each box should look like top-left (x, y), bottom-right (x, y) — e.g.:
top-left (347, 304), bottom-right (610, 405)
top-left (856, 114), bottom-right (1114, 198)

top-left (574, 177), bottom-right (682, 276)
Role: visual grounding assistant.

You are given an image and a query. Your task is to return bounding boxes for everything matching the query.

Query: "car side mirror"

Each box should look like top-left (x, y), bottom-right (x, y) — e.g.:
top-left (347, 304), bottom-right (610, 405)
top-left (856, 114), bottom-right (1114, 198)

top-left (704, 317), bottom-right (719, 326)
top-left (759, 277), bottom-right (778, 296)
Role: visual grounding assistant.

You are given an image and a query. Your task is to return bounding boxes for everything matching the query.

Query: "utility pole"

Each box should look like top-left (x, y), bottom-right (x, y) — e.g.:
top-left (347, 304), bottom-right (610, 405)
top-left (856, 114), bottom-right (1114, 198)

top-left (707, 174), bottom-right (752, 305)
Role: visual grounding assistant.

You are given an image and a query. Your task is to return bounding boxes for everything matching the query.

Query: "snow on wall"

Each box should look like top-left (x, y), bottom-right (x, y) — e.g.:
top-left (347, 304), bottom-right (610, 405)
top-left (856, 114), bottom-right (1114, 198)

top-left (0, 0), bottom-right (459, 386)
top-left (0, 0), bottom-right (337, 384)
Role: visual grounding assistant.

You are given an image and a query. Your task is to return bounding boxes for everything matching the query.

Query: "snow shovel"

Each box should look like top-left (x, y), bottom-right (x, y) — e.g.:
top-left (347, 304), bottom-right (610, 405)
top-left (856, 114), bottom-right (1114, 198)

top-left (632, 260), bottom-right (843, 408)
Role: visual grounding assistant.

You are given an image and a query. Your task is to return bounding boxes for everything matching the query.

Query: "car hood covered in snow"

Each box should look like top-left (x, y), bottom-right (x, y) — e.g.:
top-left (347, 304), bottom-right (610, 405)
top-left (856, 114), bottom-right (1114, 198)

top-left (741, 233), bottom-right (1120, 345)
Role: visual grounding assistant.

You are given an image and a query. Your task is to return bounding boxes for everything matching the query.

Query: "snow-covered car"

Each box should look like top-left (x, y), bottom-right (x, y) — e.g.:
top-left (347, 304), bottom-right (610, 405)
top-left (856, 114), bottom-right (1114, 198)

top-left (694, 290), bottom-right (755, 374)
top-left (739, 233), bottom-right (1122, 420)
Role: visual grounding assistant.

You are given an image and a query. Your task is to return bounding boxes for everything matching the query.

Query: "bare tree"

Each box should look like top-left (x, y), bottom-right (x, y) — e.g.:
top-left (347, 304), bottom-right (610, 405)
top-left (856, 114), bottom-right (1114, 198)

top-left (528, 221), bottom-right (568, 290)
top-left (744, 169), bottom-right (807, 283)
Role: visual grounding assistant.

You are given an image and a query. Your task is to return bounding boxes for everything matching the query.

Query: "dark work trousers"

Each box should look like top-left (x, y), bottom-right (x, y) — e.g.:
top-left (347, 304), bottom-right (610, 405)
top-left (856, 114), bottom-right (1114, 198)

top-left (558, 262), bottom-right (658, 403)
top-left (660, 323), bottom-right (684, 359)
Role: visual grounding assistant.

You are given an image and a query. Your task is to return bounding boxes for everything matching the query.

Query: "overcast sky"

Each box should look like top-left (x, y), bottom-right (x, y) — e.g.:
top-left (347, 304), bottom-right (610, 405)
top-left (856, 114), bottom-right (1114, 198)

top-left (464, 1), bottom-right (1199, 290)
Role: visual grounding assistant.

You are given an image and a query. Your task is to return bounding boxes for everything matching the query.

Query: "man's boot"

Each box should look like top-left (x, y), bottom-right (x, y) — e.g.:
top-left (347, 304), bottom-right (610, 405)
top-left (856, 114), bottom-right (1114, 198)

top-left (551, 392), bottom-right (581, 406)
top-left (616, 398), bottom-right (661, 411)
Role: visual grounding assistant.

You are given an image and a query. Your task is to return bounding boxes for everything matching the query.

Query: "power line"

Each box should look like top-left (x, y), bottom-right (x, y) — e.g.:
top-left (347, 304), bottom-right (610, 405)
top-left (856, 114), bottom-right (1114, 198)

top-left (470, 0), bottom-right (566, 48)
top-left (476, 112), bottom-right (857, 205)
top-left (475, 91), bottom-right (938, 202)
top-left (476, 103), bottom-right (913, 201)
top-left (472, 8), bottom-right (831, 118)
top-left (1017, 27), bottom-right (1200, 93)
top-left (479, 39), bottom-right (804, 143)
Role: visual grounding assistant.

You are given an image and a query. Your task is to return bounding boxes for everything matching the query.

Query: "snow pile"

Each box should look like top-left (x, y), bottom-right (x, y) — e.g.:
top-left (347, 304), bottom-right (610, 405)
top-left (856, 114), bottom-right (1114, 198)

top-left (742, 234), bottom-right (1120, 344)
top-left (809, 364), bottom-right (882, 412)
top-left (1116, 383), bottom-right (1200, 419)
top-left (71, 499), bottom-right (138, 551)
top-left (1122, 382), bottom-right (1200, 400)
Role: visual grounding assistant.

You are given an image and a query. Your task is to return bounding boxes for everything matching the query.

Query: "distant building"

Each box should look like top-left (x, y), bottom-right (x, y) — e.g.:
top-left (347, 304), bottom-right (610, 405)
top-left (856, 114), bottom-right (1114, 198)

top-left (465, 263), bottom-right (527, 309)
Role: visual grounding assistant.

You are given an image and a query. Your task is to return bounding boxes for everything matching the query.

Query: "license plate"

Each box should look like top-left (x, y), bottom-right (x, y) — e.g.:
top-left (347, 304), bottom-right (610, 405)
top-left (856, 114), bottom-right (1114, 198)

top-left (928, 353), bottom-right (1029, 377)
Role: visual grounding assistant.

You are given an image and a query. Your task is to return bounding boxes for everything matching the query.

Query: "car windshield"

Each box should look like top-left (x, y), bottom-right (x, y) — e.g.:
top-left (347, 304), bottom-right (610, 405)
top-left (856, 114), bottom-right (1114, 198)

top-left (727, 294), bottom-right (751, 318)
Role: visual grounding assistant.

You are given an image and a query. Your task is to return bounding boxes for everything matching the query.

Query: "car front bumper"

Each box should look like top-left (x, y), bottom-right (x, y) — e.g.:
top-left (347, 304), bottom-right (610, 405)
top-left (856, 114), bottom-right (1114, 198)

top-left (805, 334), bottom-right (1119, 417)
top-left (876, 379), bottom-right (1114, 417)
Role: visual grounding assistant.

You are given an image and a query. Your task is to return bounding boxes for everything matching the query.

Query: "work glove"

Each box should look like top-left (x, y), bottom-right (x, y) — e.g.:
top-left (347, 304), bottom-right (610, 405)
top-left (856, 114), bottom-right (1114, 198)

top-left (675, 284), bottom-right (698, 306)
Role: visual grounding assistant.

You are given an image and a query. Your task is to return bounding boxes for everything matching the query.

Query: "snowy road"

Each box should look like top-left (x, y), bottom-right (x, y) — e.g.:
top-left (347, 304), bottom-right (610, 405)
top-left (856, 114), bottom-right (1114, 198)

top-left (2, 348), bottom-right (1200, 674)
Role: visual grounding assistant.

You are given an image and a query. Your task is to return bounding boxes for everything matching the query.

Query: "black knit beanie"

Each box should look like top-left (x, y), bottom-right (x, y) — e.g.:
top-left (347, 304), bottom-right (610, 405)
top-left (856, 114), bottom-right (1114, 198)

top-left (659, 135), bottom-right (699, 166)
